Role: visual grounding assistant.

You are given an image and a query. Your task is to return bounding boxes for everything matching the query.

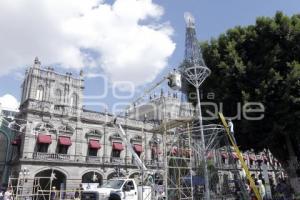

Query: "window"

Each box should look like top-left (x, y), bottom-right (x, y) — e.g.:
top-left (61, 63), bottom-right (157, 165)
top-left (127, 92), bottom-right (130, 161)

top-left (36, 85), bottom-right (44, 101)
top-left (221, 157), bottom-right (226, 164)
top-left (88, 149), bottom-right (98, 157)
top-left (250, 160), bottom-right (254, 166)
top-left (133, 144), bottom-right (142, 157)
top-left (55, 89), bottom-right (62, 102)
top-left (125, 181), bottom-right (134, 190)
top-left (70, 93), bottom-right (78, 108)
top-left (112, 149), bottom-right (121, 157)
top-left (88, 139), bottom-right (101, 156)
top-left (37, 144), bottom-right (49, 153)
top-left (58, 145), bottom-right (68, 154)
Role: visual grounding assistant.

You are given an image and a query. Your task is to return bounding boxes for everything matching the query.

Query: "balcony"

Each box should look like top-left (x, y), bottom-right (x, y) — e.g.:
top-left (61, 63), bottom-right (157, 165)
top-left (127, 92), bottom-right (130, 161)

top-left (144, 160), bottom-right (164, 168)
top-left (110, 157), bottom-right (125, 164)
top-left (86, 156), bottom-right (102, 164)
top-left (33, 152), bottom-right (71, 161)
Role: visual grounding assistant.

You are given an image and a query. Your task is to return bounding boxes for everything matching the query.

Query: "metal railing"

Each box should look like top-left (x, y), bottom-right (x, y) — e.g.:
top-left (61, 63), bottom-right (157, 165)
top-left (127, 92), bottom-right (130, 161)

top-left (86, 156), bottom-right (102, 164)
top-left (33, 152), bottom-right (71, 160)
top-left (110, 157), bottom-right (125, 164)
top-left (23, 152), bottom-right (165, 168)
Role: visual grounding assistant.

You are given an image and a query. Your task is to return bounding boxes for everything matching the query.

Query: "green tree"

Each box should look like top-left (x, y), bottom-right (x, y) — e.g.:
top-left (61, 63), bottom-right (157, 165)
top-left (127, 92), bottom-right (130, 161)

top-left (188, 12), bottom-right (300, 190)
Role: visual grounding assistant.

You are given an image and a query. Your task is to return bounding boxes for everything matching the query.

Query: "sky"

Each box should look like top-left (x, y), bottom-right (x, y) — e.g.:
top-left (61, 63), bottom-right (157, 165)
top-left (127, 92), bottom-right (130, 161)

top-left (0, 0), bottom-right (299, 112)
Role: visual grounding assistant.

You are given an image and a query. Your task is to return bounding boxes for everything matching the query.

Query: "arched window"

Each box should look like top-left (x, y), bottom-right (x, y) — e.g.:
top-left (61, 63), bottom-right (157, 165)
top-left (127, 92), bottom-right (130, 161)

top-left (58, 125), bottom-right (74, 135)
top-left (70, 93), bottom-right (78, 108)
top-left (35, 123), bottom-right (56, 134)
top-left (36, 85), bottom-right (44, 101)
top-left (55, 89), bottom-right (62, 102)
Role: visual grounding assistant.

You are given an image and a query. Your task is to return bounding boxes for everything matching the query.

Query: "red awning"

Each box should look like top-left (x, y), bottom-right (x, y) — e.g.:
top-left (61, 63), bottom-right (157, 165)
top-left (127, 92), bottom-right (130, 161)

top-left (58, 136), bottom-right (72, 146)
top-left (37, 134), bottom-right (52, 144)
top-left (185, 149), bottom-right (193, 157)
top-left (151, 147), bottom-right (162, 155)
top-left (89, 140), bottom-right (101, 149)
top-left (133, 144), bottom-right (143, 153)
top-left (256, 155), bottom-right (263, 161)
top-left (263, 155), bottom-right (268, 161)
top-left (11, 138), bottom-right (21, 145)
top-left (221, 152), bottom-right (228, 158)
top-left (171, 147), bottom-right (178, 155)
top-left (249, 154), bottom-right (256, 161)
top-left (206, 151), bottom-right (213, 159)
top-left (112, 142), bottom-right (124, 151)
top-left (232, 152), bottom-right (239, 159)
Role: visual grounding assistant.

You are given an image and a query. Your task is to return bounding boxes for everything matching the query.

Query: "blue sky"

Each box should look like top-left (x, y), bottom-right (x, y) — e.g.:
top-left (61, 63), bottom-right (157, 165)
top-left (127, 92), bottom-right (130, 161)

top-left (0, 0), bottom-right (299, 112)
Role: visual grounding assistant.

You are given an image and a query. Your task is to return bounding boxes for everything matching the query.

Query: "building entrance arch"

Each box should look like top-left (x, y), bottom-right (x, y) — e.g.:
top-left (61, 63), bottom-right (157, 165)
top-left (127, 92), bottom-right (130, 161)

top-left (34, 169), bottom-right (66, 193)
top-left (82, 171), bottom-right (103, 188)
top-left (107, 172), bottom-right (125, 180)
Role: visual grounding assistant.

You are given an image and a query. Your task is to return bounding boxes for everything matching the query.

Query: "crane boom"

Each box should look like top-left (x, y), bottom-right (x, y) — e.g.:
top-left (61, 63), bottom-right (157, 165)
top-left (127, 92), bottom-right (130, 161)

top-left (112, 122), bottom-right (147, 172)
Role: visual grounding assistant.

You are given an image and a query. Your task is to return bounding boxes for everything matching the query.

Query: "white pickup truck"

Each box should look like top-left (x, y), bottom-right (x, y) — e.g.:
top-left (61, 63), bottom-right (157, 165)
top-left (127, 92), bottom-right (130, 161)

top-left (82, 178), bottom-right (153, 200)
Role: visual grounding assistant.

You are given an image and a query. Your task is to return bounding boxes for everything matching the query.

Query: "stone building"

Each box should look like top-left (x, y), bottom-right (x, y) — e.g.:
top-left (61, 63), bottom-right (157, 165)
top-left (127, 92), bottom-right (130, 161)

top-left (10, 58), bottom-right (163, 192)
top-left (6, 58), bottom-right (284, 196)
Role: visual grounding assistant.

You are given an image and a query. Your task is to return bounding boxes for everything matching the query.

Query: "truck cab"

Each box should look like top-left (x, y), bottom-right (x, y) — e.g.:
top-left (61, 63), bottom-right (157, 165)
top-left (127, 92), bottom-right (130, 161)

top-left (82, 178), bottom-right (138, 200)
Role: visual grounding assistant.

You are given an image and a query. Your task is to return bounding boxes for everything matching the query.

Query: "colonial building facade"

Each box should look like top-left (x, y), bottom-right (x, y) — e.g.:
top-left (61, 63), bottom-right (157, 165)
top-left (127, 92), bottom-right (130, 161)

top-left (7, 58), bottom-right (283, 195)
top-left (10, 58), bottom-right (163, 192)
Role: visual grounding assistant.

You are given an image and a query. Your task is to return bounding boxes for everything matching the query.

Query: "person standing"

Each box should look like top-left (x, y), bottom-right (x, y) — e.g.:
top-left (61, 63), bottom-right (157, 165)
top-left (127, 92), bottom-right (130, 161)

top-left (228, 119), bottom-right (237, 144)
top-left (257, 180), bottom-right (266, 200)
top-left (0, 191), bottom-right (4, 200)
top-left (3, 187), bottom-right (13, 200)
top-left (74, 184), bottom-right (84, 200)
top-left (50, 186), bottom-right (57, 200)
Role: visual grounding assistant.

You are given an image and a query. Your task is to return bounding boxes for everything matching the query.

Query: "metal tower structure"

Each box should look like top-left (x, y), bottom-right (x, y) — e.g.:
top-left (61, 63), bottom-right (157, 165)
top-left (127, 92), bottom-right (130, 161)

top-left (179, 12), bottom-right (212, 200)
top-left (184, 12), bottom-right (206, 67)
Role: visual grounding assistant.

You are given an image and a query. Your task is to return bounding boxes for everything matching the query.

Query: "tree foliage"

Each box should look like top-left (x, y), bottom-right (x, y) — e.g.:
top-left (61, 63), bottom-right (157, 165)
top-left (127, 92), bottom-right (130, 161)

top-left (195, 12), bottom-right (300, 166)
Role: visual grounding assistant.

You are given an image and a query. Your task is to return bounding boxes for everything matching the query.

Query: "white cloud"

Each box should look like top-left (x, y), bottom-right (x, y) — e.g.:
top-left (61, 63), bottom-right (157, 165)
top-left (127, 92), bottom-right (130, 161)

top-left (0, 94), bottom-right (20, 111)
top-left (0, 0), bottom-right (175, 88)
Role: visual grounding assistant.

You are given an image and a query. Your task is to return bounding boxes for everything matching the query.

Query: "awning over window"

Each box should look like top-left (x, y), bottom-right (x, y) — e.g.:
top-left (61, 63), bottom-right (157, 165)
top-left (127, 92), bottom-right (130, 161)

top-left (263, 155), bottom-right (268, 161)
top-left (221, 152), bottom-right (228, 158)
top-left (232, 152), bottom-right (239, 160)
top-left (133, 144), bottom-right (143, 153)
top-left (89, 140), bottom-right (101, 149)
top-left (37, 134), bottom-right (52, 144)
top-left (171, 147), bottom-right (178, 155)
top-left (58, 136), bottom-right (72, 146)
top-left (151, 147), bottom-right (162, 155)
top-left (256, 155), bottom-right (263, 161)
top-left (11, 138), bottom-right (21, 145)
top-left (249, 154), bottom-right (256, 161)
top-left (206, 151), bottom-right (213, 159)
top-left (112, 142), bottom-right (124, 151)
top-left (185, 149), bottom-right (192, 157)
